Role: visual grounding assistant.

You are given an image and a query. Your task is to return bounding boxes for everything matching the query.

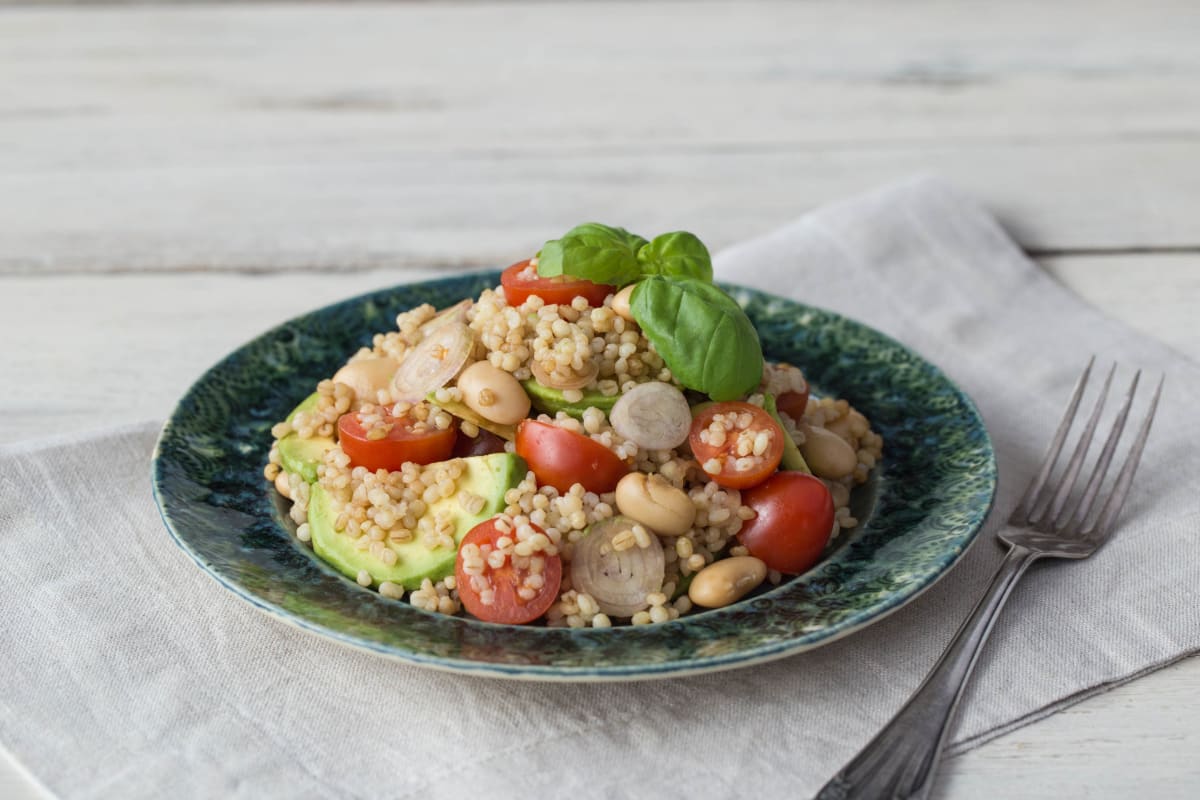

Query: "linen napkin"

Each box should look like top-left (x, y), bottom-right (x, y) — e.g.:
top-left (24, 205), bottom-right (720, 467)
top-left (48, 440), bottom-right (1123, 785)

top-left (2, 177), bottom-right (1197, 800)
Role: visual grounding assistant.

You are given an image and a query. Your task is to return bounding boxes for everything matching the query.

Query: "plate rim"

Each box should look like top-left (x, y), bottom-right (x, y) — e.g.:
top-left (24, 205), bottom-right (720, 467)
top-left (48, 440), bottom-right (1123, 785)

top-left (152, 271), bottom-right (998, 681)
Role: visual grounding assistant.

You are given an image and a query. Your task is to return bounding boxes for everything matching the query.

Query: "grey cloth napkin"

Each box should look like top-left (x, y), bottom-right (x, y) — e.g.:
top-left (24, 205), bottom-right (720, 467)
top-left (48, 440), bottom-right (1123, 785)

top-left (2, 177), bottom-right (1197, 800)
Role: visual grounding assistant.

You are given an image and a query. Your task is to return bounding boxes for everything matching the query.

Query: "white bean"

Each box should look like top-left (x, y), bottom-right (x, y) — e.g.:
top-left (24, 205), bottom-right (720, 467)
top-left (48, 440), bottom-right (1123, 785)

top-left (456, 361), bottom-right (531, 425)
top-left (688, 556), bottom-right (768, 608)
top-left (614, 472), bottom-right (696, 536)
top-left (611, 284), bottom-right (637, 321)
top-left (799, 425), bottom-right (858, 479)
top-left (332, 357), bottom-right (399, 404)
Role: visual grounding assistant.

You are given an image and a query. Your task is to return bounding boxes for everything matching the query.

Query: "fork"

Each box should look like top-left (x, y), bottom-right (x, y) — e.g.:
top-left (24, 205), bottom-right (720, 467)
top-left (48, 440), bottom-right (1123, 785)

top-left (815, 359), bottom-right (1163, 800)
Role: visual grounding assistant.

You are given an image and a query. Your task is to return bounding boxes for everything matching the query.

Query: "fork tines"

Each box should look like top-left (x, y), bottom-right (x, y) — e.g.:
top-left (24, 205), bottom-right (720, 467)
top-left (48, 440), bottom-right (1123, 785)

top-left (1009, 357), bottom-right (1163, 542)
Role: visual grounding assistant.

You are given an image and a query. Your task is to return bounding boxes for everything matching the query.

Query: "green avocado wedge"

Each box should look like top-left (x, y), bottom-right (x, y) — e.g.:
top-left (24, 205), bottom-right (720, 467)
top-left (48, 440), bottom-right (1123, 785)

top-left (308, 452), bottom-right (526, 590)
top-left (522, 380), bottom-right (618, 420)
top-left (424, 392), bottom-right (516, 441)
top-left (277, 393), bottom-right (335, 482)
top-left (762, 393), bottom-right (811, 474)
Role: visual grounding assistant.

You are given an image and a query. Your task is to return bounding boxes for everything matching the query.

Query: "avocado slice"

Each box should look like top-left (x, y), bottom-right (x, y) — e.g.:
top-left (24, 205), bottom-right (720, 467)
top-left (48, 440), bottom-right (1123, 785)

top-left (762, 393), bottom-right (811, 474)
top-left (277, 393), bottom-right (336, 482)
top-left (308, 452), bottom-right (526, 590)
top-left (522, 380), bottom-right (618, 420)
top-left (425, 392), bottom-right (516, 441)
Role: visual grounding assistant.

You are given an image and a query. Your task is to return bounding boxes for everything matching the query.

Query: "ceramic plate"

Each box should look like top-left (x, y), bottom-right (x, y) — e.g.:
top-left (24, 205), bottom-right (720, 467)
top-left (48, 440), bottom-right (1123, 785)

top-left (152, 272), bottom-right (996, 680)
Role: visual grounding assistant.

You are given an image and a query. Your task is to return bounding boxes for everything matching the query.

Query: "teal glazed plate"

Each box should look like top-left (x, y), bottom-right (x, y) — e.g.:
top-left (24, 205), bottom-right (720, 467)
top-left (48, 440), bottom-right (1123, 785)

top-left (152, 272), bottom-right (997, 681)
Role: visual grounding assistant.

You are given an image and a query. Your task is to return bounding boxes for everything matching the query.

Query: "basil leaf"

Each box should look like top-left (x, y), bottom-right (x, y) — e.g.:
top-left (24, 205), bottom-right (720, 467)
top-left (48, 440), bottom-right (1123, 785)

top-left (630, 277), bottom-right (763, 401)
top-left (535, 239), bottom-right (568, 277)
top-left (536, 223), bottom-right (648, 285)
top-left (563, 223), bottom-right (648, 254)
top-left (637, 231), bottom-right (713, 282)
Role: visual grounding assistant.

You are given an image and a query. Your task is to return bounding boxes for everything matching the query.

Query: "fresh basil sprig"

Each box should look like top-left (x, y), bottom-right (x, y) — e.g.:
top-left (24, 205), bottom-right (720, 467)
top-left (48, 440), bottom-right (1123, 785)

top-left (635, 231), bottom-right (713, 282)
top-left (537, 223), bottom-right (712, 285)
top-left (536, 223), bottom-right (649, 285)
top-left (630, 276), bottom-right (763, 401)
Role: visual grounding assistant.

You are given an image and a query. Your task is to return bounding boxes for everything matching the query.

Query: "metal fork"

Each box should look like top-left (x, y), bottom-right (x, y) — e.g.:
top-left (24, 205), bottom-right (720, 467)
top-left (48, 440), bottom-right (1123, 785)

top-left (815, 359), bottom-right (1163, 800)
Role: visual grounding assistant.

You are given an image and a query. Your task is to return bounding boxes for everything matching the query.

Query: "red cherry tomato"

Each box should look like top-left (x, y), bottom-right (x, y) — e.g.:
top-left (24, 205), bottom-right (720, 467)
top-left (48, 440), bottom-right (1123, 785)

top-left (775, 387), bottom-right (810, 421)
top-left (689, 402), bottom-right (785, 489)
top-left (514, 420), bottom-right (629, 494)
top-left (455, 518), bottom-right (563, 624)
top-left (737, 472), bottom-right (834, 575)
top-left (500, 260), bottom-right (616, 307)
top-left (337, 407), bottom-right (456, 472)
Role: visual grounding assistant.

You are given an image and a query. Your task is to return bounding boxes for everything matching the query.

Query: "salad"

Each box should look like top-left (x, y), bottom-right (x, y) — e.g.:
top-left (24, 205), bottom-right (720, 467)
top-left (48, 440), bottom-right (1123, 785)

top-left (264, 224), bottom-right (882, 627)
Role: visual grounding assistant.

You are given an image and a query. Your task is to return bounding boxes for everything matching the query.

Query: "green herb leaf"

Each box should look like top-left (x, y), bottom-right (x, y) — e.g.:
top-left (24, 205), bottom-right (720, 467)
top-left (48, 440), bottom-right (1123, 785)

top-left (630, 277), bottom-right (763, 401)
top-left (535, 239), bottom-right (567, 277)
top-left (563, 223), bottom-right (648, 253)
top-left (637, 231), bottom-right (713, 282)
top-left (536, 223), bottom-right (648, 285)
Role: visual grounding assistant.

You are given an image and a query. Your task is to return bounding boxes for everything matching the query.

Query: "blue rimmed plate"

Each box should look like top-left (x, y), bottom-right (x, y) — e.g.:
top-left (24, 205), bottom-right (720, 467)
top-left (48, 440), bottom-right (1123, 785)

top-left (152, 272), bottom-right (996, 680)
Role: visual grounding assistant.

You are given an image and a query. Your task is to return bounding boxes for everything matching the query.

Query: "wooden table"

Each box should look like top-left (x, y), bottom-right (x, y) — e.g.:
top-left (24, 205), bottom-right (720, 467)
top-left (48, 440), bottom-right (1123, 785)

top-left (2, 2), bottom-right (1197, 796)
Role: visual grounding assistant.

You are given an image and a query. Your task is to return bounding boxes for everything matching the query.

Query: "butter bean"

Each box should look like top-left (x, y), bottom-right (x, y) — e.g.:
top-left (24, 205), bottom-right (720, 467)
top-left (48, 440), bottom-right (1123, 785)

top-left (332, 357), bottom-right (399, 404)
top-left (615, 472), bottom-right (696, 536)
top-left (611, 284), bottom-right (637, 321)
top-left (456, 361), bottom-right (531, 425)
top-left (688, 556), bottom-right (767, 608)
top-left (799, 424), bottom-right (858, 480)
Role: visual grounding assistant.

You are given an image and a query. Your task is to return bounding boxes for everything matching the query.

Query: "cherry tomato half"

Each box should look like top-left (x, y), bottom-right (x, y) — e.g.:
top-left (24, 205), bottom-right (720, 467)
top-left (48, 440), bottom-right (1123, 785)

top-left (515, 420), bottom-right (629, 494)
top-left (455, 518), bottom-right (563, 624)
top-left (337, 407), bottom-right (456, 472)
top-left (737, 472), bottom-right (834, 575)
top-left (501, 260), bottom-right (616, 307)
top-left (689, 401), bottom-right (785, 489)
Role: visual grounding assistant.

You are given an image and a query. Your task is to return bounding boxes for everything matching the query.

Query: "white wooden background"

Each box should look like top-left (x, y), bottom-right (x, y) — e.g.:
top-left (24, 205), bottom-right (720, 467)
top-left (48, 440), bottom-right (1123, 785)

top-left (2, 1), bottom-right (1198, 797)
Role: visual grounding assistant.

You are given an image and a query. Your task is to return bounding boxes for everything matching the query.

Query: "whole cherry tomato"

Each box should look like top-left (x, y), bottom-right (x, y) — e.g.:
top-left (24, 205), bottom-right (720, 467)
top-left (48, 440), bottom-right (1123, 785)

top-left (737, 472), bottom-right (834, 574)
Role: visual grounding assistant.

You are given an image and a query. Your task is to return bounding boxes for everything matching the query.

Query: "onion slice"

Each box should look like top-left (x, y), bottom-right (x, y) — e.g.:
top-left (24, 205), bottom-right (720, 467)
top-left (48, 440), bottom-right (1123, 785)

top-left (530, 358), bottom-right (599, 391)
top-left (570, 516), bottom-right (665, 617)
top-left (423, 299), bottom-right (472, 335)
top-left (609, 381), bottom-right (692, 450)
top-left (391, 322), bottom-right (474, 403)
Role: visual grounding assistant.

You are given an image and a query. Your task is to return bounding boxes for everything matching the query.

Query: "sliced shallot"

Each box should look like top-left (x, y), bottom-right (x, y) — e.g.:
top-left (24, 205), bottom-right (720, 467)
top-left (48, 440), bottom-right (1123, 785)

top-left (609, 381), bottom-right (692, 451)
top-left (423, 299), bottom-right (472, 334)
top-left (570, 516), bottom-right (665, 617)
top-left (530, 358), bottom-right (599, 391)
top-left (391, 322), bottom-right (474, 403)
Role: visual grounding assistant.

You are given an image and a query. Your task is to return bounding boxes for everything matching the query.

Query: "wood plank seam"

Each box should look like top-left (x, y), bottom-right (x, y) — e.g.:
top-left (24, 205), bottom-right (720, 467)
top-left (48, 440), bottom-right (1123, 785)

top-left (4, 246), bottom-right (1199, 278)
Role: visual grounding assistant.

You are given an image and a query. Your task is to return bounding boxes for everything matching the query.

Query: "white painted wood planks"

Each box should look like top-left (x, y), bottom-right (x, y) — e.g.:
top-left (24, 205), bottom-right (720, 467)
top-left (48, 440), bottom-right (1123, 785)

top-left (2, 1), bottom-right (1199, 273)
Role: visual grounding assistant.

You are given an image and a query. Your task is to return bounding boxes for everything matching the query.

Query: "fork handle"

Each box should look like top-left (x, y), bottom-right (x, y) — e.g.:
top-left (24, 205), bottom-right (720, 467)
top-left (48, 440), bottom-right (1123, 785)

top-left (815, 544), bottom-right (1040, 800)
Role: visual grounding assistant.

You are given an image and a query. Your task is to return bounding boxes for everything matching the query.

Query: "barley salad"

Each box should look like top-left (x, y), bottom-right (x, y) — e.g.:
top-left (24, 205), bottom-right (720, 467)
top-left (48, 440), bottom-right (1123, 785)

top-left (265, 224), bottom-right (882, 627)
